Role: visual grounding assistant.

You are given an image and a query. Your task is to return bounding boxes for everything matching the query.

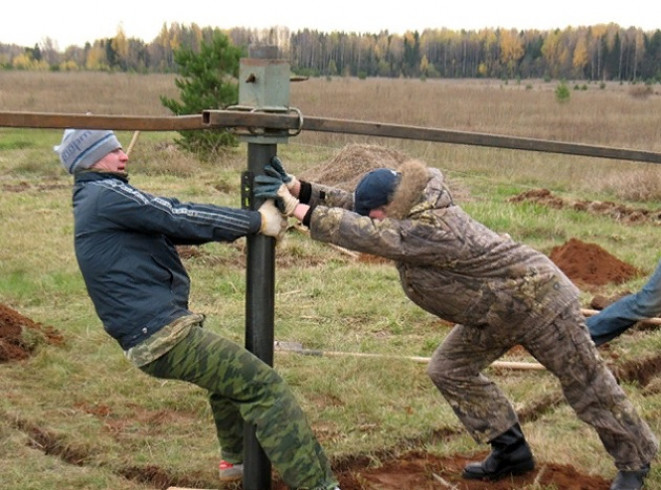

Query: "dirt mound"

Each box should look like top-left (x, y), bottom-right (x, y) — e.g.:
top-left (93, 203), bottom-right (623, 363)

top-left (549, 238), bottom-right (642, 287)
top-left (0, 303), bottom-right (64, 362)
top-left (299, 143), bottom-right (471, 202)
top-left (344, 452), bottom-right (610, 489)
top-left (272, 450), bottom-right (611, 489)
top-left (509, 188), bottom-right (661, 225)
top-left (299, 143), bottom-right (410, 191)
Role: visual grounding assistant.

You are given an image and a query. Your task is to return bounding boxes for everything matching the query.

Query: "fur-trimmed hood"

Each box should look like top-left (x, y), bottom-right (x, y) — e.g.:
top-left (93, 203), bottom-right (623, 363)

top-left (385, 159), bottom-right (453, 220)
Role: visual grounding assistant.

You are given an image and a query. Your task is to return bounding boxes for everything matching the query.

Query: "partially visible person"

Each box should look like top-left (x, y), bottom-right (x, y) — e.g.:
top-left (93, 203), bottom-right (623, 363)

top-left (255, 155), bottom-right (658, 490)
top-left (54, 130), bottom-right (340, 490)
top-left (588, 259), bottom-right (661, 346)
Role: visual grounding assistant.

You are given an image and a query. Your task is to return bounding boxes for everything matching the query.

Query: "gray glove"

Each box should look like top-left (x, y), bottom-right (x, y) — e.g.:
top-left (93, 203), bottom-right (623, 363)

top-left (269, 156), bottom-right (299, 191)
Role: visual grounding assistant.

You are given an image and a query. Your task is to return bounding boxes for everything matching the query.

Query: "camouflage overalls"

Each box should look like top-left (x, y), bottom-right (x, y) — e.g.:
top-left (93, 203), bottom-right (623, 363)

top-left (129, 315), bottom-right (337, 489)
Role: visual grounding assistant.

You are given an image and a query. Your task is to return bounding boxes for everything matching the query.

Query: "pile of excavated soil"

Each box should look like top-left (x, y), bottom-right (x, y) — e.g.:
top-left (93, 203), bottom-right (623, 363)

top-left (299, 143), bottom-right (410, 191)
top-left (299, 143), bottom-right (471, 201)
top-left (509, 188), bottom-right (661, 225)
top-left (549, 238), bottom-right (642, 287)
top-left (270, 450), bottom-right (611, 489)
top-left (0, 303), bottom-right (63, 362)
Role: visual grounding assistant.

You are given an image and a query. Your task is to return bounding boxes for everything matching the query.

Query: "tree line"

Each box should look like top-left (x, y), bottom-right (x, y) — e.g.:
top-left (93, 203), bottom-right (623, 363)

top-left (1, 22), bottom-right (660, 82)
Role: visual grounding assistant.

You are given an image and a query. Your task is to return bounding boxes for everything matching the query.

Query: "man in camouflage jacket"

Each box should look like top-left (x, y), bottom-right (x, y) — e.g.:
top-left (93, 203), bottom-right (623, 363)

top-left (256, 156), bottom-right (657, 490)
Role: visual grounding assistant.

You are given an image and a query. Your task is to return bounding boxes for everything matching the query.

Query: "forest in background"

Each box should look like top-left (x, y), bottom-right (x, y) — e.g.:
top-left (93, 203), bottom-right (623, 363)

top-left (1, 22), bottom-right (661, 82)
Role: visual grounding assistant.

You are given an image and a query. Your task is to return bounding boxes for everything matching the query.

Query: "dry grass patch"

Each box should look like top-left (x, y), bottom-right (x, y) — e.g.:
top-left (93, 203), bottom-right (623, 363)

top-left (0, 71), bottom-right (178, 115)
top-left (1, 72), bottom-right (660, 490)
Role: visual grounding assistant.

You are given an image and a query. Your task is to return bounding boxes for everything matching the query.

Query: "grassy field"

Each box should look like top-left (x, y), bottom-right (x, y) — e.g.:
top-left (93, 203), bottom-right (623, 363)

top-left (0, 72), bottom-right (660, 489)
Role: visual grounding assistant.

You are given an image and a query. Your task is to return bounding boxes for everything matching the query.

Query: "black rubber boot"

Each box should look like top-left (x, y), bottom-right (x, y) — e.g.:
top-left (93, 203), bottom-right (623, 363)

top-left (462, 423), bottom-right (535, 481)
top-left (609, 464), bottom-right (650, 490)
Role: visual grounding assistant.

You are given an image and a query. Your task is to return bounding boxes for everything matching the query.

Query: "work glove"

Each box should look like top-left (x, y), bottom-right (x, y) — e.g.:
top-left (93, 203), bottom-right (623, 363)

top-left (258, 200), bottom-right (288, 240)
top-left (254, 174), bottom-right (282, 198)
top-left (269, 155), bottom-right (299, 191)
top-left (254, 175), bottom-right (300, 216)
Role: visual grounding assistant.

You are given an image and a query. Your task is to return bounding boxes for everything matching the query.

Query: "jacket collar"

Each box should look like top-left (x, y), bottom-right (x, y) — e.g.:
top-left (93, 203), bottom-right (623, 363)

top-left (74, 169), bottom-right (129, 184)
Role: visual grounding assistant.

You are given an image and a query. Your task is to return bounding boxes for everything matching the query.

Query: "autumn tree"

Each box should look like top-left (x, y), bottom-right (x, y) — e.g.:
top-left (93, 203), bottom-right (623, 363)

top-left (542, 30), bottom-right (563, 78)
top-left (499, 29), bottom-right (524, 78)
top-left (419, 54), bottom-right (429, 79)
top-left (111, 26), bottom-right (129, 70)
top-left (12, 50), bottom-right (48, 70)
top-left (572, 32), bottom-right (590, 78)
top-left (85, 42), bottom-right (108, 70)
top-left (2, 21), bottom-right (660, 81)
top-left (481, 28), bottom-right (500, 77)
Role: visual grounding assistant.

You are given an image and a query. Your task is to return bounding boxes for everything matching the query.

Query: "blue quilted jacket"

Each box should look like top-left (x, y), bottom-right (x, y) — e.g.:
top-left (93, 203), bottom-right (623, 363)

top-left (72, 171), bottom-right (261, 350)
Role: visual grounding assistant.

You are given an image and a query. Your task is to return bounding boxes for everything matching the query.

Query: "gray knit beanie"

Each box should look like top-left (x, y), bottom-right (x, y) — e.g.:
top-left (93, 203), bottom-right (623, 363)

top-left (54, 129), bottom-right (122, 174)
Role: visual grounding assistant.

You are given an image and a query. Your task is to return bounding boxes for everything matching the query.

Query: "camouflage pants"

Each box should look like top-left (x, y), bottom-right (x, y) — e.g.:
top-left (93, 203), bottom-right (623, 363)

top-left (140, 325), bottom-right (337, 490)
top-left (427, 303), bottom-right (658, 471)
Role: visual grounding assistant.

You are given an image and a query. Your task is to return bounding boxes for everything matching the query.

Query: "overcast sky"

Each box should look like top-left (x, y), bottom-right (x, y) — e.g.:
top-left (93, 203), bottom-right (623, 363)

top-left (2, 0), bottom-right (659, 49)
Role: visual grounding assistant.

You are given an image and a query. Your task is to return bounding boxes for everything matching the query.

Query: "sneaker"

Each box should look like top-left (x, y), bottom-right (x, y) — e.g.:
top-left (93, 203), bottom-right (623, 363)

top-left (218, 460), bottom-right (243, 482)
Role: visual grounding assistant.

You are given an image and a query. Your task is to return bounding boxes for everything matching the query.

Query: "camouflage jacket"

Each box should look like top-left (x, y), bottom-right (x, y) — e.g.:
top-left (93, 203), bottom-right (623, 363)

top-left (306, 160), bottom-right (579, 328)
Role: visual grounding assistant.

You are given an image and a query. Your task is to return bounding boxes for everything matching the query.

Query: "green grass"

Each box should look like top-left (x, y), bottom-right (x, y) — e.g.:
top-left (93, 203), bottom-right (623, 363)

top-left (1, 84), bottom-right (660, 488)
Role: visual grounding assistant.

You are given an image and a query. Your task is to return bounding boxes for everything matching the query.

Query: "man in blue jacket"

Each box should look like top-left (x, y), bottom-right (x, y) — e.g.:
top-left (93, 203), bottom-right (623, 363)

top-left (54, 129), bottom-right (339, 490)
